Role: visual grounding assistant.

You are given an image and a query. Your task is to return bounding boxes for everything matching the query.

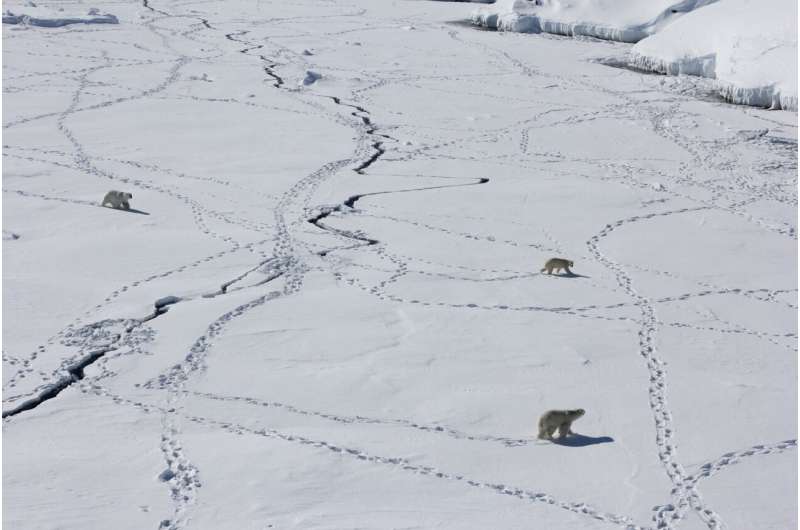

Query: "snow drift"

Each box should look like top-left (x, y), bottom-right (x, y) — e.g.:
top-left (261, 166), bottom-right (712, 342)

top-left (3, 4), bottom-right (118, 27)
top-left (471, 0), bottom-right (717, 42)
top-left (630, 0), bottom-right (797, 110)
top-left (471, 0), bottom-right (798, 110)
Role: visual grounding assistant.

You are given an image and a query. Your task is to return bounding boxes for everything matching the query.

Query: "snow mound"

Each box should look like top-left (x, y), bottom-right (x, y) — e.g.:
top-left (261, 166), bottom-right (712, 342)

top-left (471, 0), bottom-right (717, 42)
top-left (154, 296), bottom-right (182, 310)
top-left (630, 0), bottom-right (797, 110)
top-left (301, 70), bottom-right (322, 86)
top-left (3, 5), bottom-right (118, 27)
top-left (187, 73), bottom-right (213, 82)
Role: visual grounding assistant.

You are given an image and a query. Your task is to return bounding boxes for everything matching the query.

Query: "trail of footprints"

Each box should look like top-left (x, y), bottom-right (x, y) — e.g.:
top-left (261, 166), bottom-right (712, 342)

top-left (352, 210), bottom-right (560, 253)
top-left (3, 43), bottom-right (291, 390)
top-left (686, 439), bottom-right (797, 486)
top-left (191, 391), bottom-right (531, 447)
top-left (137, 13), bottom-right (401, 525)
top-left (185, 413), bottom-right (643, 529)
top-left (2, 152), bottom-right (277, 394)
top-left (585, 205), bottom-right (748, 529)
top-left (4, 4), bottom-right (797, 530)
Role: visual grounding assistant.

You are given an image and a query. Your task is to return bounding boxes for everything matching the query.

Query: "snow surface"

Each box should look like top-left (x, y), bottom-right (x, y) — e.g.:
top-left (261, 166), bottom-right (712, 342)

top-left (472, 0), bottom-right (798, 111)
top-left (2, 0), bottom-right (797, 529)
top-left (630, 0), bottom-right (798, 111)
top-left (471, 0), bottom-right (717, 42)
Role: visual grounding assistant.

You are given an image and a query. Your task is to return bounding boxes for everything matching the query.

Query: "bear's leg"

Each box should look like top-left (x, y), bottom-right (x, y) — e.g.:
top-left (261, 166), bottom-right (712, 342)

top-left (558, 423), bottom-right (573, 438)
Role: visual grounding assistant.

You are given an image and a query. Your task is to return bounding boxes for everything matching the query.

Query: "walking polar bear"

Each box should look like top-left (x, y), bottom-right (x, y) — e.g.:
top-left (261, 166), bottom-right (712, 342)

top-left (101, 190), bottom-right (133, 210)
top-left (538, 409), bottom-right (585, 440)
top-left (541, 257), bottom-right (574, 275)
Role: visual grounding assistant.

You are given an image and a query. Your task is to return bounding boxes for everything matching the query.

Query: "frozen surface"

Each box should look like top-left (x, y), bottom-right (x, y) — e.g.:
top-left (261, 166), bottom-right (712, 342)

top-left (630, 0), bottom-right (798, 110)
top-left (3, 2), bottom-right (118, 27)
top-left (472, 0), bottom-right (798, 111)
top-left (2, 0), bottom-right (797, 529)
top-left (471, 0), bottom-right (716, 42)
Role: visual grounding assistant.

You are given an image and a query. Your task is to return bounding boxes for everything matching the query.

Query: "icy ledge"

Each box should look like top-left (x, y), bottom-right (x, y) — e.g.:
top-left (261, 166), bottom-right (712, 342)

top-left (629, 54), bottom-right (797, 111)
top-left (630, 0), bottom-right (797, 110)
top-left (3, 7), bottom-right (118, 27)
top-left (471, 0), bottom-right (717, 43)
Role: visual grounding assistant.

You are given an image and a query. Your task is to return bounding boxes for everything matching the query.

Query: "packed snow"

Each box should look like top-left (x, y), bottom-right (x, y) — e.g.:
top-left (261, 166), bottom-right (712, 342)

top-left (630, 0), bottom-right (798, 111)
top-left (2, 0), bottom-right (797, 529)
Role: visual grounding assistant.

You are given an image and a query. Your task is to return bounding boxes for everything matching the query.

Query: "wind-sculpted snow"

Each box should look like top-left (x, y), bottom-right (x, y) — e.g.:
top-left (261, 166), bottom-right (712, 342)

top-left (2, 0), bottom-right (796, 529)
top-left (630, 0), bottom-right (797, 110)
top-left (470, 0), bottom-right (797, 111)
top-left (2, 4), bottom-right (118, 27)
top-left (471, 0), bottom-right (717, 42)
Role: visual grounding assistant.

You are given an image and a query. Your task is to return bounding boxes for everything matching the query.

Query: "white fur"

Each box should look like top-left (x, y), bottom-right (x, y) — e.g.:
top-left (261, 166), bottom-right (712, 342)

top-left (101, 190), bottom-right (133, 210)
top-left (537, 409), bottom-right (585, 440)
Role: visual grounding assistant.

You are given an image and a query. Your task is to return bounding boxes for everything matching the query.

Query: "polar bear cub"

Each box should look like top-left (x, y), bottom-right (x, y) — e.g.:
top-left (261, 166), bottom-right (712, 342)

top-left (538, 409), bottom-right (585, 440)
top-left (101, 190), bottom-right (133, 210)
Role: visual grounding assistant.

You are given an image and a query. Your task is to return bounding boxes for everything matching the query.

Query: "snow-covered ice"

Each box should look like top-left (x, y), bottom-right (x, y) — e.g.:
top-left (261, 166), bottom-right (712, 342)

top-left (2, 0), bottom-right (797, 529)
top-left (2, 2), bottom-right (118, 27)
top-left (630, 0), bottom-right (798, 110)
top-left (472, 0), bottom-right (798, 111)
top-left (471, 0), bottom-right (716, 42)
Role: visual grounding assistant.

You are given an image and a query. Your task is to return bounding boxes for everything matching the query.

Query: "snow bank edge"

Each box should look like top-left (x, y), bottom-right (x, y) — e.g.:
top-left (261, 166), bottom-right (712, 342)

top-left (629, 52), bottom-right (798, 111)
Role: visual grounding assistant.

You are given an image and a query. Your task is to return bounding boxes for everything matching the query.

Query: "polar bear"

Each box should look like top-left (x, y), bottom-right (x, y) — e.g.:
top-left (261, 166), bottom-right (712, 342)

top-left (538, 409), bottom-right (585, 440)
top-left (540, 257), bottom-right (574, 275)
top-left (101, 190), bottom-right (133, 210)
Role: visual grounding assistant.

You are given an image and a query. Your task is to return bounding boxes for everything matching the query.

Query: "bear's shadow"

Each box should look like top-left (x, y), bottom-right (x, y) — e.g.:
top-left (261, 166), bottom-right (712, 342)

top-left (552, 433), bottom-right (614, 447)
top-left (105, 207), bottom-right (150, 215)
top-left (552, 271), bottom-right (590, 279)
